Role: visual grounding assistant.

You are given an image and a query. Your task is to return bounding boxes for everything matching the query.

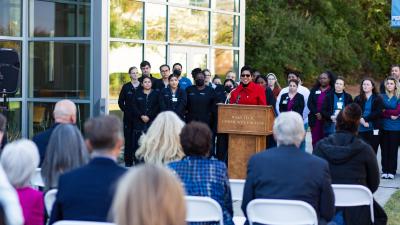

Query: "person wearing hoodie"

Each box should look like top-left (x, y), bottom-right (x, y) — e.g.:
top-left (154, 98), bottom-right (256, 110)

top-left (313, 103), bottom-right (387, 225)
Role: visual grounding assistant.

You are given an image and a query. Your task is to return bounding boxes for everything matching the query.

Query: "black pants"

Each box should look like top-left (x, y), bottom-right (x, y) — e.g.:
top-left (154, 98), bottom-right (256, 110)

top-left (123, 121), bottom-right (134, 167)
top-left (131, 130), bottom-right (144, 165)
top-left (379, 130), bottom-right (400, 174)
top-left (216, 133), bottom-right (228, 165)
top-left (358, 130), bottom-right (379, 154)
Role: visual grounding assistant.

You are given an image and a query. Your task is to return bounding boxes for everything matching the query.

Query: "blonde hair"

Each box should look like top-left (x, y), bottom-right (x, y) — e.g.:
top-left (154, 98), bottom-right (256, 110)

top-left (112, 164), bottom-right (186, 225)
top-left (385, 76), bottom-right (400, 99)
top-left (135, 111), bottom-right (185, 164)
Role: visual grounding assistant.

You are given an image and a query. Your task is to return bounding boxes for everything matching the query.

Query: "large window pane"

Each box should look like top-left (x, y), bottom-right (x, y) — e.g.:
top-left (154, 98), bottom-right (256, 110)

top-left (145, 44), bottom-right (166, 78)
top-left (0, 41), bottom-right (22, 97)
top-left (146, 3), bottom-right (166, 41)
top-left (29, 42), bottom-right (90, 99)
top-left (213, 13), bottom-right (239, 47)
top-left (168, 0), bottom-right (209, 8)
top-left (0, 0), bottom-right (21, 36)
top-left (110, 0), bottom-right (143, 39)
top-left (31, 0), bottom-right (90, 37)
top-left (109, 103), bottom-right (123, 120)
top-left (170, 7), bottom-right (209, 45)
top-left (213, 49), bottom-right (239, 78)
top-left (4, 101), bottom-right (22, 141)
top-left (109, 42), bottom-right (143, 99)
top-left (213, 0), bottom-right (239, 12)
top-left (28, 102), bottom-right (90, 137)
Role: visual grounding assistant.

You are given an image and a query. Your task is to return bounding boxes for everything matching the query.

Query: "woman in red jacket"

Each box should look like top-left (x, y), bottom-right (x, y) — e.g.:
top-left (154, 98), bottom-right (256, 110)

top-left (229, 66), bottom-right (267, 105)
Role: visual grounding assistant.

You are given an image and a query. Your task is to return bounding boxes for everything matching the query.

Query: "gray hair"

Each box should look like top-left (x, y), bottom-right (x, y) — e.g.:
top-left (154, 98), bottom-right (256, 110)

top-left (0, 139), bottom-right (39, 188)
top-left (41, 124), bottom-right (89, 190)
top-left (273, 111), bottom-right (305, 147)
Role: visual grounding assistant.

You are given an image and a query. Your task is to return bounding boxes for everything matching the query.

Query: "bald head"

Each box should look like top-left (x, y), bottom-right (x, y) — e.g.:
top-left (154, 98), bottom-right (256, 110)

top-left (53, 100), bottom-right (77, 124)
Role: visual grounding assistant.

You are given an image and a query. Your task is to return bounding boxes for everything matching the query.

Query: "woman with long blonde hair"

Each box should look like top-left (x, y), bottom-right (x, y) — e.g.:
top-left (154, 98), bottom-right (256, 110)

top-left (135, 111), bottom-right (185, 164)
top-left (380, 76), bottom-right (400, 179)
top-left (112, 164), bottom-right (186, 225)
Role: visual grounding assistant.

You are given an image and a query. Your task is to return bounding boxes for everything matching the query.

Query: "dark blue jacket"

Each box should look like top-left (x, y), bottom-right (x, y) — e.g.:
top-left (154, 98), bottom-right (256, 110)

top-left (241, 145), bottom-right (335, 225)
top-left (159, 87), bottom-right (187, 119)
top-left (49, 157), bottom-right (126, 223)
top-left (32, 123), bottom-right (60, 166)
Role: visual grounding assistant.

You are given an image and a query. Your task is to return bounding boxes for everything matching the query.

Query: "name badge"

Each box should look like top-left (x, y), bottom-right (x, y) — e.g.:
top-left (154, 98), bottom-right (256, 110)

top-left (337, 102), bottom-right (343, 110)
top-left (282, 100), bottom-right (288, 104)
top-left (315, 90), bottom-right (321, 94)
top-left (373, 129), bottom-right (379, 136)
top-left (172, 97), bottom-right (178, 102)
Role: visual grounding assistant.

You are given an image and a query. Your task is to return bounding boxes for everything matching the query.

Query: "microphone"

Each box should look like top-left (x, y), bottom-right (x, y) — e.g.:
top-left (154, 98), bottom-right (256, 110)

top-left (235, 94), bottom-right (241, 104)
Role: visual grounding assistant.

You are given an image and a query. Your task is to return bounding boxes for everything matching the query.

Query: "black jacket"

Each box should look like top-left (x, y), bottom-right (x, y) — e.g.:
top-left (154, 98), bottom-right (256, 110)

top-left (32, 123), bottom-right (60, 166)
top-left (49, 158), bottom-right (126, 223)
top-left (308, 88), bottom-right (332, 127)
top-left (266, 87), bottom-right (277, 114)
top-left (354, 94), bottom-right (384, 130)
top-left (321, 91), bottom-right (353, 123)
top-left (242, 145), bottom-right (335, 225)
top-left (313, 131), bottom-right (383, 225)
top-left (153, 79), bottom-right (169, 91)
top-left (132, 89), bottom-right (160, 131)
top-left (118, 82), bottom-right (137, 122)
top-left (159, 87), bottom-right (187, 119)
top-left (186, 85), bottom-right (217, 128)
top-left (279, 92), bottom-right (305, 116)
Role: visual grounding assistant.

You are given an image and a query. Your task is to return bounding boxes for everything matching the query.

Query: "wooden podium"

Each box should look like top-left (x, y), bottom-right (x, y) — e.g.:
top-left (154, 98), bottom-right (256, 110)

top-left (217, 104), bottom-right (275, 179)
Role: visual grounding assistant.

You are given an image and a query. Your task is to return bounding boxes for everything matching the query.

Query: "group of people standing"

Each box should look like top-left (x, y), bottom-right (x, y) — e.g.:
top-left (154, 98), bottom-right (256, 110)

top-left (119, 60), bottom-right (400, 180)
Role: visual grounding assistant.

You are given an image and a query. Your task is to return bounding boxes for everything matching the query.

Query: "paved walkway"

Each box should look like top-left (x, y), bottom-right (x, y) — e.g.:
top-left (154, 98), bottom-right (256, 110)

top-left (233, 131), bottom-right (400, 216)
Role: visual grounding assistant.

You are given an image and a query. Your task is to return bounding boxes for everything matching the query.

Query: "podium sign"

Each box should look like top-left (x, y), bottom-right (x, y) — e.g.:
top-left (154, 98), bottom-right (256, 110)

top-left (217, 104), bottom-right (275, 178)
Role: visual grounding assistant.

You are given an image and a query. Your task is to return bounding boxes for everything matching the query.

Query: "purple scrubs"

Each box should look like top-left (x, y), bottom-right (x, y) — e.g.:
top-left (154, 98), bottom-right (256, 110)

top-left (311, 89), bottom-right (329, 147)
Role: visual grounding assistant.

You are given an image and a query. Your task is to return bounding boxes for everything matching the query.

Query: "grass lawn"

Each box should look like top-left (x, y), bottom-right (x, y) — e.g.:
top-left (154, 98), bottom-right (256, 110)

top-left (384, 190), bottom-right (400, 225)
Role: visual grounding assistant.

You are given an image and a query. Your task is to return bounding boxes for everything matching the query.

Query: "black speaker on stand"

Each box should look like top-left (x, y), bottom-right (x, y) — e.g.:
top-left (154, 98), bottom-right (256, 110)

top-left (0, 48), bottom-right (21, 128)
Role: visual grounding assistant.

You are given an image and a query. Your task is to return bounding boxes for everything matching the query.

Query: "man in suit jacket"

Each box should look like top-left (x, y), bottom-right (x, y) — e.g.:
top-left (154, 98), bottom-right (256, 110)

top-left (32, 99), bottom-right (77, 166)
top-left (241, 111), bottom-right (335, 225)
top-left (49, 115), bottom-right (126, 223)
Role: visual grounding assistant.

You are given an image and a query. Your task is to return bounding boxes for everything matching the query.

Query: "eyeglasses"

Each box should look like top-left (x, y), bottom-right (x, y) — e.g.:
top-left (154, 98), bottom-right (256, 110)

top-left (161, 70), bottom-right (169, 72)
top-left (241, 74), bottom-right (251, 78)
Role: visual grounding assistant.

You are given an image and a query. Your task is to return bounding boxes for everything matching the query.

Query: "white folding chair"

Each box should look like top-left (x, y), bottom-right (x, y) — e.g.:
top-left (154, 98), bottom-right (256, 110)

top-left (185, 196), bottom-right (224, 225)
top-left (44, 189), bottom-right (57, 216)
top-left (229, 179), bottom-right (245, 201)
top-left (53, 221), bottom-right (114, 225)
top-left (332, 184), bottom-right (374, 222)
top-left (30, 167), bottom-right (44, 188)
top-left (246, 199), bottom-right (318, 225)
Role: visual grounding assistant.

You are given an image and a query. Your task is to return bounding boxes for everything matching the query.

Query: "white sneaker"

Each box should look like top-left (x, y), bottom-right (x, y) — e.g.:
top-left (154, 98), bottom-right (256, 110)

top-left (381, 173), bottom-right (388, 179)
top-left (388, 174), bottom-right (395, 179)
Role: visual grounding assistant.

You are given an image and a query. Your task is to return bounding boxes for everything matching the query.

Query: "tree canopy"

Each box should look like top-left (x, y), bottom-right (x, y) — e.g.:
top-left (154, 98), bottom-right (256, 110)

top-left (245, 0), bottom-right (400, 84)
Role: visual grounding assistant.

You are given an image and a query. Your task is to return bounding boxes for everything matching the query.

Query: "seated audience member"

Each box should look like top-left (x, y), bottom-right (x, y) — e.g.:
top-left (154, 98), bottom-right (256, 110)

top-left (136, 111), bottom-right (185, 165)
top-left (0, 140), bottom-right (44, 225)
top-left (32, 99), bottom-right (77, 165)
top-left (313, 104), bottom-right (387, 225)
top-left (169, 122), bottom-right (234, 225)
top-left (49, 115), bottom-right (126, 223)
top-left (0, 113), bottom-right (24, 225)
top-left (112, 164), bottom-right (186, 225)
top-left (41, 124), bottom-right (89, 191)
top-left (0, 165), bottom-right (24, 225)
top-left (278, 79), bottom-right (305, 116)
top-left (241, 112), bottom-right (335, 225)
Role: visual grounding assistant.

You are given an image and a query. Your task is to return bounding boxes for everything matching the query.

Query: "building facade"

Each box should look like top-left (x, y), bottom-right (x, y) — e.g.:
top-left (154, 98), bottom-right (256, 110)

top-left (0, 0), bottom-right (245, 139)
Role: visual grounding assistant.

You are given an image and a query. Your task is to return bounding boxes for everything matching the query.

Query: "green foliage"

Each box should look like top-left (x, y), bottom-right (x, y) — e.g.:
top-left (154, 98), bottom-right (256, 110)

top-left (246, 0), bottom-right (400, 84)
top-left (384, 190), bottom-right (400, 225)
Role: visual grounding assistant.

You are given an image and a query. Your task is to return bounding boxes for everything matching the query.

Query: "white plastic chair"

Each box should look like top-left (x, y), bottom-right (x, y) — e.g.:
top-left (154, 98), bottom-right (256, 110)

top-left (229, 179), bottom-right (245, 201)
top-left (30, 167), bottom-right (44, 188)
top-left (332, 184), bottom-right (374, 222)
top-left (53, 221), bottom-right (114, 225)
top-left (44, 189), bottom-right (57, 216)
top-left (246, 199), bottom-right (318, 225)
top-left (185, 196), bottom-right (224, 225)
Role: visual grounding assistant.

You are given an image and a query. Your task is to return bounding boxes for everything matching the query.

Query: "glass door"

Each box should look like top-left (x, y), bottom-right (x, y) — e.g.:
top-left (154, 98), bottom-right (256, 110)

top-left (169, 46), bottom-right (209, 81)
